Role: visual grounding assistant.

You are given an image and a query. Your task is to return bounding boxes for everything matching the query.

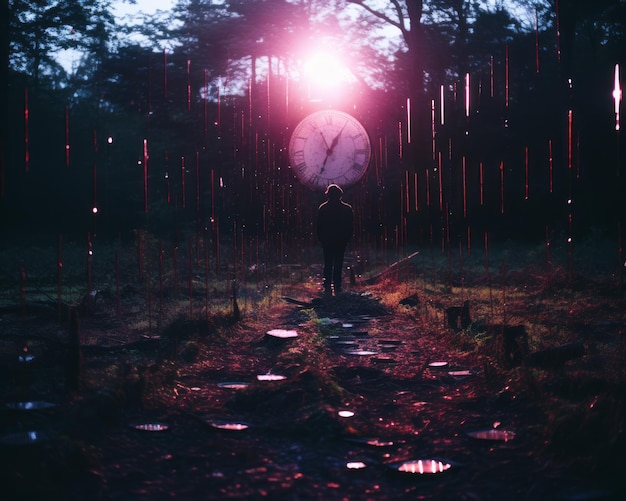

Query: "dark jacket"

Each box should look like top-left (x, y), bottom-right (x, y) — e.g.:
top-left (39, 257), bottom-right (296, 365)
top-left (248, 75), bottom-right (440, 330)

top-left (317, 199), bottom-right (354, 248)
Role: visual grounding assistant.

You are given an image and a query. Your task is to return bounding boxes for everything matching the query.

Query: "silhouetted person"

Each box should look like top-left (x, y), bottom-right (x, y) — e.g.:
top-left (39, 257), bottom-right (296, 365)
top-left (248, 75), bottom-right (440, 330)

top-left (317, 184), bottom-right (354, 295)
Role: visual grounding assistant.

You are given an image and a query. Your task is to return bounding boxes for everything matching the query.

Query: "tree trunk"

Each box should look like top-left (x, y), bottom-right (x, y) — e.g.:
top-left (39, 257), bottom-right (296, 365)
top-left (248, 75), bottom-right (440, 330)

top-left (406, 0), bottom-right (430, 170)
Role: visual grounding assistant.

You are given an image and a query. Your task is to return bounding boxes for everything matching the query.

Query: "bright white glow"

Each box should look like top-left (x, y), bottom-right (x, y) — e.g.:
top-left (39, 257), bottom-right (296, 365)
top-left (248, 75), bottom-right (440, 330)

top-left (113, 0), bottom-right (176, 23)
top-left (303, 52), bottom-right (356, 90)
top-left (614, 64), bottom-right (622, 130)
top-left (56, 0), bottom-right (178, 73)
top-left (465, 73), bottom-right (470, 117)
top-left (440, 85), bottom-right (445, 125)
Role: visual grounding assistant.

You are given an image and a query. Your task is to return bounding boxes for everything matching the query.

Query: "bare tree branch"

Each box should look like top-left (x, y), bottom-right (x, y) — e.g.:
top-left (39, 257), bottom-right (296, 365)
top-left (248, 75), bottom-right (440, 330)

top-left (346, 0), bottom-right (409, 41)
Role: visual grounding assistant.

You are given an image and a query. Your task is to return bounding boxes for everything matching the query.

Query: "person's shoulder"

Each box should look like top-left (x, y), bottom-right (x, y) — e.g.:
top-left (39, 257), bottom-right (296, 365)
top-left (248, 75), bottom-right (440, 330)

top-left (341, 201), bottom-right (353, 210)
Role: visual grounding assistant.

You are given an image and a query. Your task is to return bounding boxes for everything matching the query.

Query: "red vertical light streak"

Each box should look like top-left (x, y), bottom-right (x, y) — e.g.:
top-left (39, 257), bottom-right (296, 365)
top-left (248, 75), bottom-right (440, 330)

top-left (143, 140), bottom-right (149, 213)
top-left (181, 156), bottom-right (186, 208)
top-left (65, 105), bottom-right (70, 166)
top-left (24, 88), bottom-right (29, 173)
top-left (398, 121), bottom-right (403, 159)
top-left (414, 172), bottom-right (419, 211)
top-left (568, 109), bottom-right (573, 169)
top-left (405, 171), bottom-right (410, 213)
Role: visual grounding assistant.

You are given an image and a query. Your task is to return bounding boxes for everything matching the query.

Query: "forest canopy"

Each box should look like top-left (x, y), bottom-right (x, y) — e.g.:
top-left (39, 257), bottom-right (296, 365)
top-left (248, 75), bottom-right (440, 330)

top-left (1, 0), bottom-right (624, 245)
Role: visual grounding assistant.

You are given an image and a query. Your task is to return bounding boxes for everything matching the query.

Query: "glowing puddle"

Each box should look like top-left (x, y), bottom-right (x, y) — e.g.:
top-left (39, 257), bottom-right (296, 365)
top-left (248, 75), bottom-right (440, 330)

top-left (391, 459), bottom-right (453, 475)
top-left (466, 429), bottom-right (516, 442)
top-left (266, 329), bottom-right (298, 339)
top-left (256, 374), bottom-right (286, 381)
top-left (208, 420), bottom-right (250, 431)
top-left (131, 423), bottom-right (170, 432)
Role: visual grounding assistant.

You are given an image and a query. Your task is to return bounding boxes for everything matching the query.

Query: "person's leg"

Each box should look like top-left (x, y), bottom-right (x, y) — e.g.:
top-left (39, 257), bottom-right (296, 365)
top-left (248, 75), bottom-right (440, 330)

top-left (332, 247), bottom-right (345, 293)
top-left (322, 247), bottom-right (333, 294)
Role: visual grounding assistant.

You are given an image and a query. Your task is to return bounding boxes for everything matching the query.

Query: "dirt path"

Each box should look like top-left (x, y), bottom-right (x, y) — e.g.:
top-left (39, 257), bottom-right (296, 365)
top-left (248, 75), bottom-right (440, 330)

top-left (0, 280), bottom-right (622, 500)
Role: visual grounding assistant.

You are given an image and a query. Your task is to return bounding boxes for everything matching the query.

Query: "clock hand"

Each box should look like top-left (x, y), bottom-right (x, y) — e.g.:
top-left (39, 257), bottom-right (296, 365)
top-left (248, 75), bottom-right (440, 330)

top-left (320, 124), bottom-right (347, 174)
top-left (320, 153), bottom-right (330, 173)
top-left (326, 124), bottom-right (346, 155)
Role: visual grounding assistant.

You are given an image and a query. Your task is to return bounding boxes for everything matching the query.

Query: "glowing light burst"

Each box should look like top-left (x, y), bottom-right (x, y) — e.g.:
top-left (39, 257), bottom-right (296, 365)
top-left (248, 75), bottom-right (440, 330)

top-left (302, 51), bottom-right (356, 102)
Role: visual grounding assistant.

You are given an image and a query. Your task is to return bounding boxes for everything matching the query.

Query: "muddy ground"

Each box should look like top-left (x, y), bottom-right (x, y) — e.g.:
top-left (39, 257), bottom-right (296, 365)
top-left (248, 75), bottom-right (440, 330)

top-left (0, 241), bottom-right (625, 500)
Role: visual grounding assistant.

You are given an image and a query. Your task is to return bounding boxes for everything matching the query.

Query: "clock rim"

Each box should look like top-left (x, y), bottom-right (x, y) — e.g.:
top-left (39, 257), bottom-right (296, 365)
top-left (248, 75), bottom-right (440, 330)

top-left (288, 110), bottom-right (371, 190)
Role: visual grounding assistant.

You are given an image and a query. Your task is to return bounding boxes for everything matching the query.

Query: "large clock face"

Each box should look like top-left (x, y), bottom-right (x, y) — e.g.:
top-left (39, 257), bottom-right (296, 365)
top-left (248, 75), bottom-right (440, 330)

top-left (288, 110), bottom-right (371, 190)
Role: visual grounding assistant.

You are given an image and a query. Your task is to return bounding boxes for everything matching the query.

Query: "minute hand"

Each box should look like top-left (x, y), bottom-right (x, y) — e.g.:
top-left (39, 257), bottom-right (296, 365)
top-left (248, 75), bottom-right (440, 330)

top-left (326, 124), bottom-right (346, 155)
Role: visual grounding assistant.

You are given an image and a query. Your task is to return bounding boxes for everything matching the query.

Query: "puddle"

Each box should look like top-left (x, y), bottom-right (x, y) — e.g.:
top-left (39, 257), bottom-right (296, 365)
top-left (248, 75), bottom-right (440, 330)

top-left (5, 401), bottom-right (57, 411)
top-left (466, 428), bottom-right (515, 441)
top-left (390, 458), bottom-right (453, 475)
top-left (256, 374), bottom-right (286, 381)
top-left (131, 423), bottom-right (170, 432)
top-left (217, 382), bottom-right (250, 389)
top-left (0, 430), bottom-right (56, 445)
top-left (266, 329), bottom-right (298, 339)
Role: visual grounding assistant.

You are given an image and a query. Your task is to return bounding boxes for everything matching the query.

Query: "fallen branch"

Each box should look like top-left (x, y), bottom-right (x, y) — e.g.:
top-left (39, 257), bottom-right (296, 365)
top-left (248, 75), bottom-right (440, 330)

top-left (362, 251), bottom-right (420, 285)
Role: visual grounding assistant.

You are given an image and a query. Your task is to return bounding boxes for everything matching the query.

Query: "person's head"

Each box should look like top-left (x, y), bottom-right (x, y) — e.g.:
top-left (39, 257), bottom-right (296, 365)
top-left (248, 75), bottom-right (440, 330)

top-left (325, 184), bottom-right (343, 201)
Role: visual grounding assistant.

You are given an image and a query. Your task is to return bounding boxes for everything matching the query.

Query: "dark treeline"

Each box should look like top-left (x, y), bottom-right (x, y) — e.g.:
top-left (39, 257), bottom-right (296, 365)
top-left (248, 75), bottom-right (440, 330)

top-left (1, 0), bottom-right (624, 253)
